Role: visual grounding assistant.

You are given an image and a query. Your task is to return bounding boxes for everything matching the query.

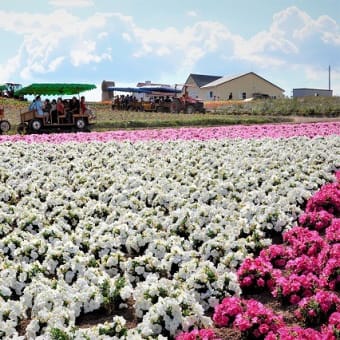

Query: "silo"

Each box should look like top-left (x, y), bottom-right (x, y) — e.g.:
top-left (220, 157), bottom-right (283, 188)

top-left (101, 80), bottom-right (115, 101)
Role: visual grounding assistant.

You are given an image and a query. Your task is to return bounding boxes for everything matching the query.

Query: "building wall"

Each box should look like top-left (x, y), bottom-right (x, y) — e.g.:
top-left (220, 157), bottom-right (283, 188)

top-left (293, 88), bottom-right (333, 98)
top-left (201, 73), bottom-right (284, 100)
top-left (185, 75), bottom-right (209, 100)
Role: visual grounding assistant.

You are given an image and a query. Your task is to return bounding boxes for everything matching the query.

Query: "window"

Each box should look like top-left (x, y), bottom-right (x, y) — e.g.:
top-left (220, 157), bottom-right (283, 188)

top-left (209, 91), bottom-right (213, 99)
top-left (242, 92), bottom-right (246, 99)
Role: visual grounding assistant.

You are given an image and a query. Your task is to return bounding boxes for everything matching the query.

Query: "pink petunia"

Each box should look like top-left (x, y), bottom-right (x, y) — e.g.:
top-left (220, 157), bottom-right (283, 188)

top-left (1, 122), bottom-right (340, 144)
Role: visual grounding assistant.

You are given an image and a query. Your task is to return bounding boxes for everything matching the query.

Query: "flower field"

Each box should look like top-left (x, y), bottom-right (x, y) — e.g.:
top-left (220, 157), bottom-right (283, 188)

top-left (0, 122), bottom-right (339, 339)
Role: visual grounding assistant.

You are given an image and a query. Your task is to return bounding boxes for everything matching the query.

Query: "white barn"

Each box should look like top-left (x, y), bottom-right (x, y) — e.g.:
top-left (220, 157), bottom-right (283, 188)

top-left (184, 72), bottom-right (285, 100)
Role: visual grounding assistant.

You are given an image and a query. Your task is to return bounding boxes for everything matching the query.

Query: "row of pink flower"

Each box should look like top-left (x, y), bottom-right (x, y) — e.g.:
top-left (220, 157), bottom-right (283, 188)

top-left (0, 122), bottom-right (339, 144)
top-left (206, 294), bottom-right (340, 339)
top-left (238, 173), bottom-right (340, 296)
top-left (178, 303), bottom-right (340, 340)
top-left (177, 171), bottom-right (340, 339)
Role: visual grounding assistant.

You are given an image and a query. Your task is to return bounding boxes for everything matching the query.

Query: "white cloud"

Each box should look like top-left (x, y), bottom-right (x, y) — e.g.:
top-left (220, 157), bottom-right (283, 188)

top-left (272, 7), bottom-right (340, 48)
top-left (187, 11), bottom-right (197, 17)
top-left (48, 56), bottom-right (65, 72)
top-left (127, 21), bottom-right (233, 75)
top-left (70, 40), bottom-right (111, 66)
top-left (230, 6), bottom-right (340, 70)
top-left (122, 32), bottom-right (132, 42)
top-left (98, 32), bottom-right (108, 39)
top-left (304, 65), bottom-right (333, 85)
top-left (0, 9), bottom-right (113, 78)
top-left (49, 0), bottom-right (94, 8)
top-left (0, 49), bottom-right (22, 82)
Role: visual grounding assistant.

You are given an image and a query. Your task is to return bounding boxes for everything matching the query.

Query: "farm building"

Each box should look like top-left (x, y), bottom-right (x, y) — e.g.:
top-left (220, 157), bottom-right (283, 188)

top-left (183, 74), bottom-right (222, 99)
top-left (292, 88), bottom-right (333, 98)
top-left (184, 72), bottom-right (285, 100)
top-left (101, 80), bottom-right (115, 101)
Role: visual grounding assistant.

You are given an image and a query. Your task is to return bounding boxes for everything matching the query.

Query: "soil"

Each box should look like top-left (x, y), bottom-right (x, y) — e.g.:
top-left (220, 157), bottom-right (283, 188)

top-left (290, 116), bottom-right (340, 123)
top-left (70, 291), bottom-right (302, 340)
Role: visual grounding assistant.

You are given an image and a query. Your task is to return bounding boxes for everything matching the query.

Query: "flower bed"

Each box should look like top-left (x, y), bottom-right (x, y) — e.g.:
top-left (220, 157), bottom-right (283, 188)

top-left (0, 122), bottom-right (339, 144)
top-left (0, 124), bottom-right (339, 338)
top-left (183, 171), bottom-right (339, 339)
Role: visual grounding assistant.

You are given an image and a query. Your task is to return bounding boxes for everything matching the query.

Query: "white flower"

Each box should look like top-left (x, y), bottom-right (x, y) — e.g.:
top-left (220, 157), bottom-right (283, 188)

top-left (0, 285), bottom-right (11, 298)
top-left (120, 284), bottom-right (133, 300)
top-left (0, 135), bottom-right (339, 337)
top-left (26, 319), bottom-right (41, 339)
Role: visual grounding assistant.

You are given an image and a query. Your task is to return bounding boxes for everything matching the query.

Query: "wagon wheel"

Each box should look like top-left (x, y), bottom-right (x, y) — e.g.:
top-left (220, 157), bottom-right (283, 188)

top-left (17, 123), bottom-right (28, 135)
top-left (185, 105), bottom-right (195, 114)
top-left (29, 119), bottom-right (43, 132)
top-left (17, 123), bottom-right (27, 134)
top-left (170, 101), bottom-right (180, 114)
top-left (75, 118), bottom-right (87, 130)
top-left (0, 120), bottom-right (11, 133)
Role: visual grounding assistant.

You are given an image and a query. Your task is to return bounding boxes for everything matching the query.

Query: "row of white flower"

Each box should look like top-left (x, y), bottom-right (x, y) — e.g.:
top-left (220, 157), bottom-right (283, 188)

top-left (0, 137), bottom-right (339, 338)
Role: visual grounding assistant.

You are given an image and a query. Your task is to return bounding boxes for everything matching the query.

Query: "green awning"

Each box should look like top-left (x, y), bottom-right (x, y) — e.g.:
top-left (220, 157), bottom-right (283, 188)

top-left (14, 83), bottom-right (97, 96)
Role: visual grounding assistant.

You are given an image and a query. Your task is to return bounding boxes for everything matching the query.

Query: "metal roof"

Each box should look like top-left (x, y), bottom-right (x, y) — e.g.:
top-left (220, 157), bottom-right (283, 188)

top-left (201, 72), bottom-right (284, 92)
top-left (201, 73), bottom-right (245, 88)
top-left (188, 74), bottom-right (222, 87)
top-left (107, 86), bottom-right (181, 94)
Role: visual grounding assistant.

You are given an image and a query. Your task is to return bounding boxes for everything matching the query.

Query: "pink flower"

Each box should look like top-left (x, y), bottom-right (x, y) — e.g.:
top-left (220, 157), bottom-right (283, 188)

top-left (220, 297), bottom-right (243, 316)
top-left (257, 278), bottom-right (265, 287)
top-left (295, 291), bottom-right (340, 327)
top-left (266, 278), bottom-right (276, 291)
top-left (1, 122), bottom-right (340, 144)
top-left (299, 210), bottom-right (334, 231)
top-left (242, 276), bottom-right (253, 287)
top-left (325, 219), bottom-right (340, 243)
top-left (260, 245), bottom-right (294, 269)
top-left (286, 255), bottom-right (320, 275)
top-left (213, 297), bottom-right (243, 327)
top-left (175, 329), bottom-right (220, 340)
top-left (308, 309), bottom-right (317, 317)
top-left (272, 273), bottom-right (322, 303)
top-left (305, 182), bottom-right (340, 216)
top-left (320, 252), bottom-right (340, 291)
top-left (212, 310), bottom-right (229, 327)
top-left (265, 326), bottom-right (324, 340)
top-left (199, 329), bottom-right (218, 340)
top-left (274, 259), bottom-right (287, 268)
top-left (289, 294), bottom-right (301, 305)
top-left (328, 312), bottom-right (340, 326)
top-left (234, 314), bottom-right (251, 331)
top-left (259, 323), bottom-right (270, 335)
top-left (237, 257), bottom-right (274, 292)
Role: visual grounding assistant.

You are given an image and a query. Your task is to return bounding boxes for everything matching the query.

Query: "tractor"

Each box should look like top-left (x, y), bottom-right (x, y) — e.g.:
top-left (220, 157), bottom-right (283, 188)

top-left (169, 96), bottom-right (206, 114)
top-left (15, 83), bottom-right (96, 134)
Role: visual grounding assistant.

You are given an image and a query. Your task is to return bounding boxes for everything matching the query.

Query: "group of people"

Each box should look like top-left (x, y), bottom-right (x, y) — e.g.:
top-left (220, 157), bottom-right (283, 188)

top-left (112, 94), bottom-right (138, 110)
top-left (112, 94), bottom-right (173, 110)
top-left (29, 95), bottom-right (95, 123)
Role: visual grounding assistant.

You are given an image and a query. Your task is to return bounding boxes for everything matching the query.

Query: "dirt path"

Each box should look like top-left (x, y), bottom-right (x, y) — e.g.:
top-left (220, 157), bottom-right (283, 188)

top-left (290, 116), bottom-right (340, 123)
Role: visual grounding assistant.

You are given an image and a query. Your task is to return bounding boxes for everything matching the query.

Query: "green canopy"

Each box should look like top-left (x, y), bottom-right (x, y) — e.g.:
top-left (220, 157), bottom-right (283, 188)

top-left (0, 84), bottom-right (7, 91)
top-left (14, 83), bottom-right (97, 96)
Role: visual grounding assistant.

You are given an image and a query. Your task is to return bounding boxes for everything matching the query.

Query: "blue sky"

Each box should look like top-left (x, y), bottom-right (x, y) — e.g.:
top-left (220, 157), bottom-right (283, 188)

top-left (1, 0), bottom-right (339, 100)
